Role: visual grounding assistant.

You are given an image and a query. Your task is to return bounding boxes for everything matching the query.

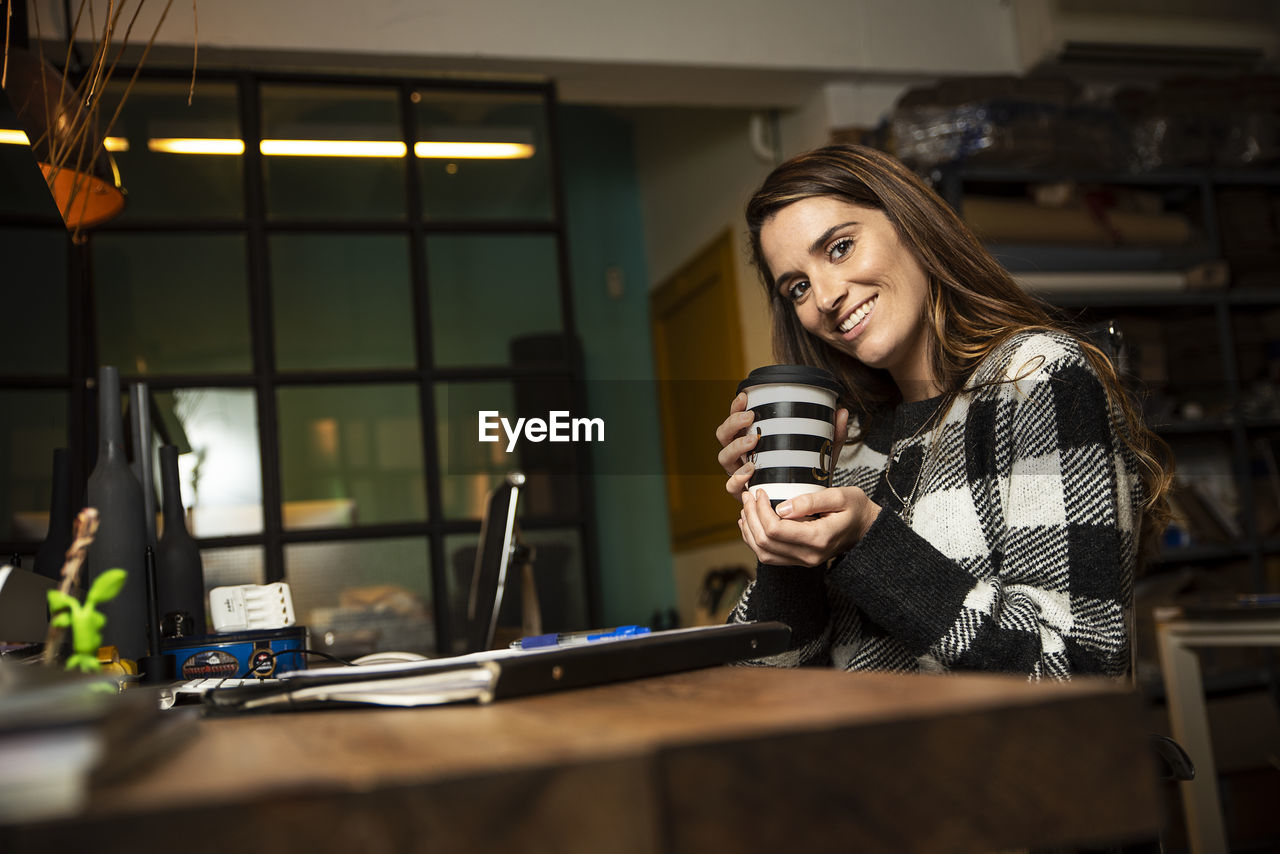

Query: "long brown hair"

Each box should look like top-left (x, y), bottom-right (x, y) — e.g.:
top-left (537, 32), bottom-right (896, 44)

top-left (745, 144), bottom-right (1172, 559)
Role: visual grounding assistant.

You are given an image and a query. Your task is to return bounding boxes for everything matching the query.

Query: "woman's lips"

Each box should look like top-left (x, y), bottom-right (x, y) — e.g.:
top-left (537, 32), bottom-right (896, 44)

top-left (837, 294), bottom-right (877, 337)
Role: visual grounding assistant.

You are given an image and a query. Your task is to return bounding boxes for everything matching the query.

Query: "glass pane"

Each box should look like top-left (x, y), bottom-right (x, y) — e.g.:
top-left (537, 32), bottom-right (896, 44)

top-left (0, 227), bottom-right (67, 375)
top-left (442, 527), bottom-right (587, 655)
top-left (260, 84), bottom-right (405, 221)
top-left (436, 381), bottom-right (516, 520)
top-left (436, 380), bottom-right (580, 520)
top-left (427, 234), bottom-right (564, 367)
top-left (0, 390), bottom-right (67, 541)
top-left (277, 384), bottom-right (426, 529)
top-left (521, 527), bottom-right (589, 634)
top-left (270, 234), bottom-right (415, 371)
top-left (97, 80), bottom-right (243, 220)
top-left (94, 233), bottom-right (252, 375)
top-left (286, 537), bottom-right (434, 657)
top-left (414, 89), bottom-right (553, 222)
top-left (201, 545), bottom-right (265, 590)
top-left (151, 388), bottom-right (262, 537)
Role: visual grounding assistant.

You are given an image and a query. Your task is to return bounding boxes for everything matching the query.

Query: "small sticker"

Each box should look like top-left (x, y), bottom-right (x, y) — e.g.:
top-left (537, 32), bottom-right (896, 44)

top-left (180, 649), bottom-right (240, 679)
top-left (249, 649), bottom-right (276, 677)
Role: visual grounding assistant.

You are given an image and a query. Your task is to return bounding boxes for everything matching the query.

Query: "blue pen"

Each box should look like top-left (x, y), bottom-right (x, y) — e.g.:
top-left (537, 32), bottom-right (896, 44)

top-left (512, 625), bottom-right (650, 649)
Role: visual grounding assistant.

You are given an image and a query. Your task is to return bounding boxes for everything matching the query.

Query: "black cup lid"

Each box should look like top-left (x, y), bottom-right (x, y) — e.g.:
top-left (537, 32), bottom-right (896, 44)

top-left (737, 364), bottom-right (842, 395)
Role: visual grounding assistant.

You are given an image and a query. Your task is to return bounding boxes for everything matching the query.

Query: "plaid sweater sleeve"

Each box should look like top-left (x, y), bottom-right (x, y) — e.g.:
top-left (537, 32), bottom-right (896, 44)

top-left (830, 333), bottom-right (1139, 679)
top-left (729, 565), bottom-right (834, 667)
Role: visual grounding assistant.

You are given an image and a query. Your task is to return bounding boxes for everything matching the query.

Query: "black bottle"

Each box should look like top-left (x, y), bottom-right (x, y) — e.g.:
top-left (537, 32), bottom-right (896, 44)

top-left (155, 444), bottom-right (207, 634)
top-left (84, 366), bottom-right (148, 661)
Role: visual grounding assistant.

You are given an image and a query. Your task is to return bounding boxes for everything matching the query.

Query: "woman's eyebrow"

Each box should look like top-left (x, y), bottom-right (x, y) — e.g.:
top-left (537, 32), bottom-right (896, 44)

top-left (809, 220), bottom-right (859, 255)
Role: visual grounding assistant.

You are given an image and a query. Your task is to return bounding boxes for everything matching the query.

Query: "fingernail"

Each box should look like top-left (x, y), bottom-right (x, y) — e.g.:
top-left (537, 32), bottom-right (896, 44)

top-left (777, 501), bottom-right (792, 516)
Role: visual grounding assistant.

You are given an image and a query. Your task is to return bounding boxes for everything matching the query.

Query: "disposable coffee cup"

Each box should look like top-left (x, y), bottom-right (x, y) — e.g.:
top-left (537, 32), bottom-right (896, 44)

top-left (737, 365), bottom-right (842, 505)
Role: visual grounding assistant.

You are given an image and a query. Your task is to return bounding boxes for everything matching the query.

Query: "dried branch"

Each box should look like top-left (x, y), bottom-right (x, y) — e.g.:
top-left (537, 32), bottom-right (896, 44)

top-left (41, 508), bottom-right (101, 666)
top-left (187, 0), bottom-right (195, 105)
top-left (2, 0), bottom-right (11, 88)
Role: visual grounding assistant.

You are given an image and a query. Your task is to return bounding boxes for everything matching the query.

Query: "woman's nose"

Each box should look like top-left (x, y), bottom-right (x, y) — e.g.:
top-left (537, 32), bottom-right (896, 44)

top-left (813, 274), bottom-right (846, 314)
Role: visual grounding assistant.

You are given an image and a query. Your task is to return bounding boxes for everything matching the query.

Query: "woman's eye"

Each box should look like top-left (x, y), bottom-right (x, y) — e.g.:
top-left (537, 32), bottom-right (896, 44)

top-left (828, 237), bottom-right (854, 261)
top-left (787, 280), bottom-right (810, 302)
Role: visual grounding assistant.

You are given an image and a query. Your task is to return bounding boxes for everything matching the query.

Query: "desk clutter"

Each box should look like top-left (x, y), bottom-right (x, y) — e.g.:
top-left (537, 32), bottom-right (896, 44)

top-left (0, 433), bottom-right (796, 830)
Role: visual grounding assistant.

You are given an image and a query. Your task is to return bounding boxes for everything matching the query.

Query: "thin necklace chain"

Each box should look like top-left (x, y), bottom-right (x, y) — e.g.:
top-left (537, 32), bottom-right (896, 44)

top-left (883, 396), bottom-right (949, 514)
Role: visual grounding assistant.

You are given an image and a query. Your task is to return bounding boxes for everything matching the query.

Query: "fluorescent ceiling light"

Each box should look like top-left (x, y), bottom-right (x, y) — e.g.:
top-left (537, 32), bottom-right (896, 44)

top-left (414, 141), bottom-right (534, 159)
top-left (3, 129), bottom-right (128, 152)
top-left (73, 134), bottom-right (536, 159)
top-left (260, 139), bottom-right (406, 157)
top-left (149, 137), bottom-right (246, 155)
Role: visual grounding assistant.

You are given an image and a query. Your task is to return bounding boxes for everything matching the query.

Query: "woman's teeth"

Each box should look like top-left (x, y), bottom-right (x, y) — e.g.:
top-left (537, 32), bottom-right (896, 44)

top-left (838, 296), bottom-right (876, 333)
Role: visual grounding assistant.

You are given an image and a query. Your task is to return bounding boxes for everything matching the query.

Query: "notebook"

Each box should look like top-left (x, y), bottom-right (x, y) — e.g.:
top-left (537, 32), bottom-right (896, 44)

top-left (200, 621), bottom-right (791, 713)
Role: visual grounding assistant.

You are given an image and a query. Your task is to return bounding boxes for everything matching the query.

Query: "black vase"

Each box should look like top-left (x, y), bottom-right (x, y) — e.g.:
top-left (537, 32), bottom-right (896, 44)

top-left (155, 444), bottom-right (206, 634)
top-left (32, 448), bottom-right (72, 582)
top-left (84, 366), bottom-right (148, 661)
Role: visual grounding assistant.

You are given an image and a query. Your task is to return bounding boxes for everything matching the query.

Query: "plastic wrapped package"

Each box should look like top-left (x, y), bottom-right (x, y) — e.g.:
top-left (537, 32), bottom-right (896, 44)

top-left (888, 77), bottom-right (1125, 172)
top-left (1117, 76), bottom-right (1280, 171)
top-left (1117, 85), bottom-right (1222, 171)
top-left (1219, 77), bottom-right (1280, 168)
top-left (889, 74), bottom-right (1280, 175)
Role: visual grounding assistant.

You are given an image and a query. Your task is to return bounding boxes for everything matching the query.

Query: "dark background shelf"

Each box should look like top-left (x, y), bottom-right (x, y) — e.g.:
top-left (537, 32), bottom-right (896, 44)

top-left (938, 165), bottom-right (1280, 597)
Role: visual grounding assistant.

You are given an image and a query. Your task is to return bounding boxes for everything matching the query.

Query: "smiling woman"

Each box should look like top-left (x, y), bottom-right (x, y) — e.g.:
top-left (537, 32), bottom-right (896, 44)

top-left (715, 144), bottom-right (1174, 680)
top-left (761, 198), bottom-right (936, 402)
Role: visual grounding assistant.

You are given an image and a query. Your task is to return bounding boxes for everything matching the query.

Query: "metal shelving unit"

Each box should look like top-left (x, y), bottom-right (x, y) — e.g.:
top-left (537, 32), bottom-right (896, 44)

top-left (935, 165), bottom-right (1280, 595)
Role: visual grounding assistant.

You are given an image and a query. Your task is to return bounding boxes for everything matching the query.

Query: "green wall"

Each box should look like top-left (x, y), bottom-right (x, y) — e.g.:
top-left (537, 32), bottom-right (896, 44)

top-left (557, 105), bottom-right (677, 626)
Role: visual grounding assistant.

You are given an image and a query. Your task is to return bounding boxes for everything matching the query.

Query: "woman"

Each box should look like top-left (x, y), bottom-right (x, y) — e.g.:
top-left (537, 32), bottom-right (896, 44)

top-left (716, 144), bottom-right (1171, 679)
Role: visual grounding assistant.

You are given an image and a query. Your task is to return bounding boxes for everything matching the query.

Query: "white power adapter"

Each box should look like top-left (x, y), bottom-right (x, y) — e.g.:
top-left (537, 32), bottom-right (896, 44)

top-left (209, 582), bottom-right (297, 632)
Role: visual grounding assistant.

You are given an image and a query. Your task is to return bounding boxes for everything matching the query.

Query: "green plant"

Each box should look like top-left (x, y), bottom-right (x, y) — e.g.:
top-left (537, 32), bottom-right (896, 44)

top-left (47, 569), bottom-right (128, 673)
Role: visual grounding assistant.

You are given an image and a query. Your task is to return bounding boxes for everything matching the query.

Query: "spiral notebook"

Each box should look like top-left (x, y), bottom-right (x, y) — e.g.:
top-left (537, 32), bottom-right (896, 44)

top-left (200, 621), bottom-right (791, 713)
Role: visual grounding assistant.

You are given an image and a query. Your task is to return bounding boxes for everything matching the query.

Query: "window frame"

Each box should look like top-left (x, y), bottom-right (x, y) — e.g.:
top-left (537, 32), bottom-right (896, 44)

top-left (0, 67), bottom-right (600, 652)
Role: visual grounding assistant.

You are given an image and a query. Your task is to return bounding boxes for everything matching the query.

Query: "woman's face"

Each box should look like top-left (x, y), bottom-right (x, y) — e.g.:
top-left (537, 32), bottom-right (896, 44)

top-left (760, 196), bottom-right (938, 400)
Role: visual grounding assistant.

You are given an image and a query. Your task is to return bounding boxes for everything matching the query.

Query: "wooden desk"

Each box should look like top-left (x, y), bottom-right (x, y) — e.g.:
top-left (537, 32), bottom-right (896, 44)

top-left (3, 666), bottom-right (1159, 853)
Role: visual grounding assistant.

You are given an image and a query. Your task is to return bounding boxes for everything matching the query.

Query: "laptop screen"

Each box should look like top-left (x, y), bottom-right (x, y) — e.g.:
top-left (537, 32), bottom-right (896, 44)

top-left (464, 471), bottom-right (524, 653)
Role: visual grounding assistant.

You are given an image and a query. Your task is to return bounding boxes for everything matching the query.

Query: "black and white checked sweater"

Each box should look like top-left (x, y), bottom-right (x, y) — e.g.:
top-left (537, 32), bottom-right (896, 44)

top-left (731, 330), bottom-right (1143, 679)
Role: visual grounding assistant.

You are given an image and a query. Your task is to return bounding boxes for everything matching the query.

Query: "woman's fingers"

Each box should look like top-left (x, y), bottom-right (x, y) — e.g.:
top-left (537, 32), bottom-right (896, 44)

top-left (741, 488), bottom-right (869, 567)
top-left (714, 393), bottom-right (751, 445)
top-left (717, 427), bottom-right (759, 476)
top-left (716, 394), bottom-right (758, 476)
top-left (725, 462), bottom-right (755, 496)
top-left (740, 490), bottom-right (803, 564)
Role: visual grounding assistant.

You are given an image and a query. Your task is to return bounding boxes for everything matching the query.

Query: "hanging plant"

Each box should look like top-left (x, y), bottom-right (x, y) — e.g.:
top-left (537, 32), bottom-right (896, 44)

top-left (1, 0), bottom-right (198, 240)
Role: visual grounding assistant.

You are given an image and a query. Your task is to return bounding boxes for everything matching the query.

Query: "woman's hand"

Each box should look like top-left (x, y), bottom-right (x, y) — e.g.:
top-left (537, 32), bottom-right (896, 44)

top-left (738, 486), bottom-right (881, 567)
top-left (715, 392), bottom-right (757, 496)
top-left (716, 393), bottom-right (849, 499)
